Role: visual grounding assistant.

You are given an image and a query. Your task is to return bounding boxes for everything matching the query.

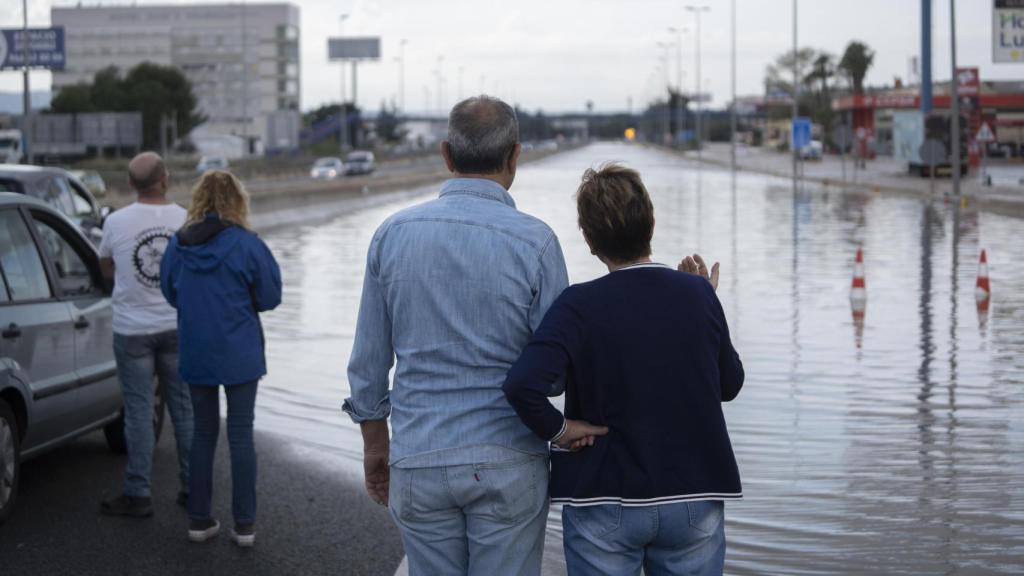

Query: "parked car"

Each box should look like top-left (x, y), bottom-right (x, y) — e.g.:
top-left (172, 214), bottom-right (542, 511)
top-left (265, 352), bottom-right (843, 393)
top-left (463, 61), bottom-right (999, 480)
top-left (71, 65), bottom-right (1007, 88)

top-left (310, 157), bottom-right (344, 180)
top-left (0, 129), bottom-right (24, 165)
top-left (0, 165), bottom-right (107, 246)
top-left (0, 193), bottom-right (165, 525)
top-left (195, 155), bottom-right (229, 174)
top-left (800, 140), bottom-right (824, 161)
top-left (343, 151), bottom-right (376, 176)
top-left (69, 170), bottom-right (108, 199)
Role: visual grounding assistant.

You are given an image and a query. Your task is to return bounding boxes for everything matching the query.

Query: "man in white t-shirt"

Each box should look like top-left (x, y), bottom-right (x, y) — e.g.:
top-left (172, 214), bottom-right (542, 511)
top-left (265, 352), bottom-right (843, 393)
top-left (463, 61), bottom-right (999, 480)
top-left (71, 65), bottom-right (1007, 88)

top-left (99, 152), bottom-right (194, 518)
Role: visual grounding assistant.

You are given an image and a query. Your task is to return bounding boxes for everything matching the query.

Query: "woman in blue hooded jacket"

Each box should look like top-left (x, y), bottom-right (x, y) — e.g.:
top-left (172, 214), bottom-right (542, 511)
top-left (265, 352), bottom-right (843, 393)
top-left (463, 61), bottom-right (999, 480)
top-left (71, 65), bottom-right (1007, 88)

top-left (160, 170), bottom-right (282, 547)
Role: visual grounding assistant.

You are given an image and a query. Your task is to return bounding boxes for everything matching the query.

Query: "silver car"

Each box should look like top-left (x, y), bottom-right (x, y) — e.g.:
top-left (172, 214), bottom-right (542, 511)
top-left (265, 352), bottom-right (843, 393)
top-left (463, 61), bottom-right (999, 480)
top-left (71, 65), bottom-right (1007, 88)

top-left (0, 165), bottom-right (107, 246)
top-left (0, 193), bottom-right (164, 525)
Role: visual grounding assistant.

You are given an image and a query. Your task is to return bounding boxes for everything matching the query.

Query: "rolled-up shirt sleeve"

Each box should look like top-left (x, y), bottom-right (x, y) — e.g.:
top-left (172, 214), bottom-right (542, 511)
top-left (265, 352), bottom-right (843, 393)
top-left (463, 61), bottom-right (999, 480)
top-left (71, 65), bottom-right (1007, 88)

top-left (343, 232), bottom-right (394, 422)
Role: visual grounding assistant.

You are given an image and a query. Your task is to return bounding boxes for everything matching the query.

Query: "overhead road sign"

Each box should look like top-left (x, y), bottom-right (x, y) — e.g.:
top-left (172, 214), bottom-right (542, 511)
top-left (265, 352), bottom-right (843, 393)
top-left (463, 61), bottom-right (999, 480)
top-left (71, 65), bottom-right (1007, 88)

top-left (328, 37), bottom-right (381, 61)
top-left (995, 0), bottom-right (1024, 63)
top-left (0, 27), bottom-right (65, 70)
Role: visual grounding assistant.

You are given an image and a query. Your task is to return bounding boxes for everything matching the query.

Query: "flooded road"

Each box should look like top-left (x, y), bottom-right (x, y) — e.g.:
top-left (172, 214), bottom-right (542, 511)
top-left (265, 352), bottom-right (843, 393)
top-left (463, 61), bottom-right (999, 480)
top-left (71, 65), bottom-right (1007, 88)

top-left (257, 142), bottom-right (1024, 574)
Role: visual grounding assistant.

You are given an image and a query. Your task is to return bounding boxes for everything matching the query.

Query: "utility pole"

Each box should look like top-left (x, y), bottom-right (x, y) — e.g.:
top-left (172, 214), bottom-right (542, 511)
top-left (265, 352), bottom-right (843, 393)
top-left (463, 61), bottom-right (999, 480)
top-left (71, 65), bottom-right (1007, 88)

top-left (792, 0), bottom-right (799, 184)
top-left (730, 0), bottom-right (737, 172)
top-left (398, 39), bottom-right (407, 113)
top-left (338, 13), bottom-right (349, 152)
top-left (920, 0), bottom-right (932, 115)
top-left (685, 5), bottom-right (709, 157)
top-left (435, 55), bottom-right (445, 114)
top-left (668, 27), bottom-right (686, 145)
top-left (950, 0), bottom-right (961, 197)
top-left (22, 0), bottom-right (32, 164)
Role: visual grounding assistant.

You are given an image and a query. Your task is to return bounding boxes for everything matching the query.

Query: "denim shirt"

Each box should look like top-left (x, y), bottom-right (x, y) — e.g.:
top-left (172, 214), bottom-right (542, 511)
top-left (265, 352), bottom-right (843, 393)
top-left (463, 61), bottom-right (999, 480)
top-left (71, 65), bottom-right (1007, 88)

top-left (344, 178), bottom-right (569, 467)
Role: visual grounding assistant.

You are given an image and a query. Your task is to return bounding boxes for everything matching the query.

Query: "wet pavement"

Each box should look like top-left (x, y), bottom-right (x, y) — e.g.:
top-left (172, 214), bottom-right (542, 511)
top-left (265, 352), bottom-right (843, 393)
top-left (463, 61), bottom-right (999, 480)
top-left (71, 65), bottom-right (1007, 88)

top-left (257, 142), bottom-right (1024, 574)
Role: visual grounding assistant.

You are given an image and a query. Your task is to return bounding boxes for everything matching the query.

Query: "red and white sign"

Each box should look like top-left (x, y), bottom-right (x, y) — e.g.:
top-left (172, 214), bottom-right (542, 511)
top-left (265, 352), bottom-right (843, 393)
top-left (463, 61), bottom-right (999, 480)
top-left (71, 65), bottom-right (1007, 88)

top-left (957, 67), bottom-right (980, 96)
top-left (976, 122), bottom-right (996, 143)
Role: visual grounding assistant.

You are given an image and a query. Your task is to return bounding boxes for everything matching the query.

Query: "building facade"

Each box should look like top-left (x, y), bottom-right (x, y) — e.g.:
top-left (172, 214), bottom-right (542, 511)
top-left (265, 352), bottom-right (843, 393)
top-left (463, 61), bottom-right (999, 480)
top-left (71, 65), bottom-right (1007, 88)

top-left (52, 3), bottom-right (300, 155)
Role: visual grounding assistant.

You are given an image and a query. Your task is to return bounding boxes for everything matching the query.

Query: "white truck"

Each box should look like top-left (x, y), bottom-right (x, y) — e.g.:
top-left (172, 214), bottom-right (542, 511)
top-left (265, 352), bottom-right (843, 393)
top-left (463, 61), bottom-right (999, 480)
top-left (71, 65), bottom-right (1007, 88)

top-left (0, 129), bottom-right (24, 164)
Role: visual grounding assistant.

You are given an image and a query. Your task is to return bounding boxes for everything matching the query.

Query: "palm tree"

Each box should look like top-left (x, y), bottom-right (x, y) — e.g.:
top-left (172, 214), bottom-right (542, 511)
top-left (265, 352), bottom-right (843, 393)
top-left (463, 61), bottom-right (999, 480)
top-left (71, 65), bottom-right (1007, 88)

top-left (839, 41), bottom-right (875, 95)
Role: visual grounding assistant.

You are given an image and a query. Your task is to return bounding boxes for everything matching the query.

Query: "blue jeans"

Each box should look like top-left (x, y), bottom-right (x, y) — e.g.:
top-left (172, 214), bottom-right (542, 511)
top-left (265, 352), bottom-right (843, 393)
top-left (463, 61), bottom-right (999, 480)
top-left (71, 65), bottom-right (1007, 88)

top-left (113, 331), bottom-right (193, 498)
top-left (187, 381), bottom-right (258, 525)
top-left (388, 453), bottom-right (549, 575)
top-left (562, 500), bottom-right (726, 576)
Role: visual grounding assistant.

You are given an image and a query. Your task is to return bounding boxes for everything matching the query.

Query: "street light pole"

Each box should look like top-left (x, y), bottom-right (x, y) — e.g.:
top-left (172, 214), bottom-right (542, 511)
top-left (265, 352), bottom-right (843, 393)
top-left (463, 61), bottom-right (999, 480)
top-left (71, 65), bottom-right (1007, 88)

top-left (398, 39), bottom-right (407, 113)
top-left (22, 0), bottom-right (32, 164)
top-left (792, 0), bottom-right (799, 184)
top-left (730, 0), bottom-right (737, 172)
top-left (668, 26), bottom-right (686, 145)
top-left (950, 0), bottom-right (961, 198)
top-left (338, 13), bottom-right (349, 152)
top-left (458, 66), bottom-right (465, 102)
top-left (685, 5), bottom-right (709, 158)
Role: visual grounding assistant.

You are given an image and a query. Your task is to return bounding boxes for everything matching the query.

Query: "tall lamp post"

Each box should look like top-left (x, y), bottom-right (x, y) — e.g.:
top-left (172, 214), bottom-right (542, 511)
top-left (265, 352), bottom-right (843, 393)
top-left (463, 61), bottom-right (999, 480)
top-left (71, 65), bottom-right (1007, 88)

top-left (791, 0), bottom-right (799, 184)
top-left (685, 5), bottom-right (710, 158)
top-left (398, 38), bottom-right (407, 113)
top-left (668, 26), bottom-right (687, 145)
top-left (338, 13), bottom-right (349, 152)
top-left (949, 0), bottom-right (961, 197)
top-left (730, 0), bottom-right (737, 172)
top-left (22, 0), bottom-right (32, 164)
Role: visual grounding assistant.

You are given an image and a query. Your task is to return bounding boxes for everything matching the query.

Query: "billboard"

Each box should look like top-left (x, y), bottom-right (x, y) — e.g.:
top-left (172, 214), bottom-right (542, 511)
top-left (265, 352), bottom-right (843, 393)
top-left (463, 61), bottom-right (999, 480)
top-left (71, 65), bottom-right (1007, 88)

top-left (994, 0), bottom-right (1024, 63)
top-left (0, 27), bottom-right (65, 70)
top-left (328, 37), bottom-right (381, 61)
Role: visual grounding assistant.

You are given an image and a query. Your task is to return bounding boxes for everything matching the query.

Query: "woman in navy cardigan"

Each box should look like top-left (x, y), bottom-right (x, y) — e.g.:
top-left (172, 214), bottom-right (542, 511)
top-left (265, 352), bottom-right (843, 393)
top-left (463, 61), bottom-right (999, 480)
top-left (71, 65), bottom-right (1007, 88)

top-left (503, 163), bottom-right (744, 575)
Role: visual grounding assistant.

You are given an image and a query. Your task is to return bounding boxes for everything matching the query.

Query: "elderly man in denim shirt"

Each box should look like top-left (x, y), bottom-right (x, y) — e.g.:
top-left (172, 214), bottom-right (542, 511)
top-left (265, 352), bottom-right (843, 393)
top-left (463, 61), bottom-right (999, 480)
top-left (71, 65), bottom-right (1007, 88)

top-left (345, 96), bottom-right (602, 574)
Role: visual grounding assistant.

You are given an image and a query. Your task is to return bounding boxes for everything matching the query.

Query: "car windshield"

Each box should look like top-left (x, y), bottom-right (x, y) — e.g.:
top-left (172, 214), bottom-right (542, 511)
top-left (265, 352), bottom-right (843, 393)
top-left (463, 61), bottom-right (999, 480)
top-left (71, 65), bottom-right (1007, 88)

top-left (346, 153), bottom-right (370, 162)
top-left (0, 138), bottom-right (16, 147)
top-left (314, 158), bottom-right (339, 167)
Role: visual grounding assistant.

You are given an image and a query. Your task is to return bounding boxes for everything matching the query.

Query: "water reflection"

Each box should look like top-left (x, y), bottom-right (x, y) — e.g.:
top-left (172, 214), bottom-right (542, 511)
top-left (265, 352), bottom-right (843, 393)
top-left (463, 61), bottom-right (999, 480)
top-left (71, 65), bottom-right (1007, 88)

top-left (256, 143), bottom-right (1024, 574)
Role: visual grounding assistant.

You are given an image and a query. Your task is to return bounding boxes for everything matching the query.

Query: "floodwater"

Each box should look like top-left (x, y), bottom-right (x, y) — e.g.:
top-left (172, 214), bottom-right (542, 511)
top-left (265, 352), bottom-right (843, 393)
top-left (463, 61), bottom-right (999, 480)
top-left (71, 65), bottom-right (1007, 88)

top-left (257, 142), bottom-right (1024, 574)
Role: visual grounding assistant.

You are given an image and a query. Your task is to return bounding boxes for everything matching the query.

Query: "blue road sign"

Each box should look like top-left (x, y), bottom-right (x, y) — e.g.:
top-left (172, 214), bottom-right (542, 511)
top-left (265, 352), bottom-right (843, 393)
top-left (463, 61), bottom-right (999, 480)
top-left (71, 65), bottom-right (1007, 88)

top-left (0, 28), bottom-right (66, 70)
top-left (792, 117), bottom-right (812, 150)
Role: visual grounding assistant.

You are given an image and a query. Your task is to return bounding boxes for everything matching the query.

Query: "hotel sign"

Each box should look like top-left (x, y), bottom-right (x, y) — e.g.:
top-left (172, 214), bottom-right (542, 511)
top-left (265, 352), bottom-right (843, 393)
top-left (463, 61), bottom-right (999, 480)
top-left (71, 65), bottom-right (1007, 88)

top-left (995, 0), bottom-right (1024, 62)
top-left (0, 27), bottom-right (65, 70)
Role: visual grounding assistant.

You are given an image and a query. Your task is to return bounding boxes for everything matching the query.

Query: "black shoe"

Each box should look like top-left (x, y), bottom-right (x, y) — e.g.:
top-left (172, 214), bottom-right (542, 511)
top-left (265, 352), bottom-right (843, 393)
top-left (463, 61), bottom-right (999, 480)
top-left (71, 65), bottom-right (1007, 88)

top-left (188, 518), bottom-right (220, 543)
top-left (176, 491), bottom-right (188, 508)
top-left (231, 523), bottom-right (255, 547)
top-left (100, 494), bottom-right (153, 518)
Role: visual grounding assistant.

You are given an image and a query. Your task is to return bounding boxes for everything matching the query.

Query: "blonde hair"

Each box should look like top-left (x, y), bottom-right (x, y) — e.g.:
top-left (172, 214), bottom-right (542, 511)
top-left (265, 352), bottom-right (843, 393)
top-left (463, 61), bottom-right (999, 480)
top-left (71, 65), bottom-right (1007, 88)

top-left (186, 170), bottom-right (251, 229)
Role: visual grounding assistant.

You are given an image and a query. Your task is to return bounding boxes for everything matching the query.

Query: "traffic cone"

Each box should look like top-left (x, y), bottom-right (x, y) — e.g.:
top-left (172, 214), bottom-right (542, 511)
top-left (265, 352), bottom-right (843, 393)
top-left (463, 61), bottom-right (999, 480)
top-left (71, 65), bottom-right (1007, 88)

top-left (975, 250), bottom-right (991, 302)
top-left (850, 248), bottom-right (866, 350)
top-left (850, 248), bottom-right (867, 305)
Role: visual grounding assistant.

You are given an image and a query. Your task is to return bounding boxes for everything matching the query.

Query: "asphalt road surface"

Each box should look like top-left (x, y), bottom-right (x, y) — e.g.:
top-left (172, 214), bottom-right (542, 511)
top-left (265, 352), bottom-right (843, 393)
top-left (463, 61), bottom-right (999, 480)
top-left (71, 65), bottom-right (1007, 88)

top-left (0, 426), bottom-right (404, 576)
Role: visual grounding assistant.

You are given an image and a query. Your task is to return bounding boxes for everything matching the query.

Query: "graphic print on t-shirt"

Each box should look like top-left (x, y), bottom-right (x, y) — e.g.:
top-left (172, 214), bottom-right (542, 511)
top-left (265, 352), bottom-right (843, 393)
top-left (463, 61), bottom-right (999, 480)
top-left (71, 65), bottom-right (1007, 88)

top-left (132, 227), bottom-right (174, 287)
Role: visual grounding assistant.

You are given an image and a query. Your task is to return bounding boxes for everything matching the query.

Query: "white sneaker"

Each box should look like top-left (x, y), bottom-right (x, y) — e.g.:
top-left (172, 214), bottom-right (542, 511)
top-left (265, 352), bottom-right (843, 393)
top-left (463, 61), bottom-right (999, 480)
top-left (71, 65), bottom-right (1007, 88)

top-left (188, 518), bottom-right (220, 542)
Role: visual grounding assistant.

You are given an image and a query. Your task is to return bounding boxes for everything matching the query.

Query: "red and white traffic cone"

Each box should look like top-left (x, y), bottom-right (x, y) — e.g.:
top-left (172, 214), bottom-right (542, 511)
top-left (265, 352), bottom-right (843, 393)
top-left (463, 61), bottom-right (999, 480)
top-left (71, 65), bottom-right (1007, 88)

top-left (975, 249), bottom-right (991, 303)
top-left (850, 248), bottom-right (867, 306)
top-left (850, 248), bottom-right (866, 349)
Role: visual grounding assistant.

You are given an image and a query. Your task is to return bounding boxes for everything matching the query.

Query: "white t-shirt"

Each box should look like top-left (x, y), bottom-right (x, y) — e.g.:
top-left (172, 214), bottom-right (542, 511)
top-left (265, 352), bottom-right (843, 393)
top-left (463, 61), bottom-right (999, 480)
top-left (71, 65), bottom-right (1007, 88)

top-left (98, 202), bottom-right (187, 336)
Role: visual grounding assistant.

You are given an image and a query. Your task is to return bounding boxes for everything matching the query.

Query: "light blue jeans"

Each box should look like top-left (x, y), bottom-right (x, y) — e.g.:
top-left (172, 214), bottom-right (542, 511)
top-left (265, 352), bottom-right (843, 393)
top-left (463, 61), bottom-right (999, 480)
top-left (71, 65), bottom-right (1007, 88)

top-left (388, 453), bottom-right (549, 575)
top-left (562, 500), bottom-right (726, 576)
top-left (113, 330), bottom-right (193, 498)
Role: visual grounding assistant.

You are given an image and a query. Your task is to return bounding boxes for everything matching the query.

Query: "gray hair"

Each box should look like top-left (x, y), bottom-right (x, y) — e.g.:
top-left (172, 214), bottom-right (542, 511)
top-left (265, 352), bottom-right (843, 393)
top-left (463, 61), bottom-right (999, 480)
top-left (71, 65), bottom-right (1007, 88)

top-left (446, 95), bottom-right (519, 174)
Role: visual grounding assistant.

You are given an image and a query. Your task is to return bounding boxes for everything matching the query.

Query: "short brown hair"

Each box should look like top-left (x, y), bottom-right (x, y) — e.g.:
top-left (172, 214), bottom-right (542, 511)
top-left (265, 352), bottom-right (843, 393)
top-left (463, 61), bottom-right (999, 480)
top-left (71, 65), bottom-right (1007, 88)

top-left (575, 163), bottom-right (654, 264)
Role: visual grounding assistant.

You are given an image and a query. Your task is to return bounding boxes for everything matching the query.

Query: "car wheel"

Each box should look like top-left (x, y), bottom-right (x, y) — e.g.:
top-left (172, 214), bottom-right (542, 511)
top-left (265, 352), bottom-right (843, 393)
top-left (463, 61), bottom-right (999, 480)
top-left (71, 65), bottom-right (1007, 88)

top-left (104, 377), bottom-right (168, 454)
top-left (0, 398), bottom-right (20, 526)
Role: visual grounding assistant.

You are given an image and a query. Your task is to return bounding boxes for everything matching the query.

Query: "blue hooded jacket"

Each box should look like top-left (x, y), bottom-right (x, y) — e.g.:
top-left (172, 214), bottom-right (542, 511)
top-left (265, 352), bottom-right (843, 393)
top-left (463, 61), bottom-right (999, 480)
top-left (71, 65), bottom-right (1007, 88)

top-left (160, 214), bottom-right (282, 386)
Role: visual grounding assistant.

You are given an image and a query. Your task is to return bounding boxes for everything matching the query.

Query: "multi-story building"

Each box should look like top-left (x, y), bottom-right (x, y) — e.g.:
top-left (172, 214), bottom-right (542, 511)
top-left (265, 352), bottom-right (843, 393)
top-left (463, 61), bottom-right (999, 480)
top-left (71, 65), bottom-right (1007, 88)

top-left (52, 3), bottom-right (300, 155)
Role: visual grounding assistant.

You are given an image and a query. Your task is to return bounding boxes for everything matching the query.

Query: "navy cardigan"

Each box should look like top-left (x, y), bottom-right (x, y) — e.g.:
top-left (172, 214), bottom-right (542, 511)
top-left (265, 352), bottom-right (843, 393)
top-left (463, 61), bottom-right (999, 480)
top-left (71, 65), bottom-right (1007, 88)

top-left (503, 263), bottom-right (744, 506)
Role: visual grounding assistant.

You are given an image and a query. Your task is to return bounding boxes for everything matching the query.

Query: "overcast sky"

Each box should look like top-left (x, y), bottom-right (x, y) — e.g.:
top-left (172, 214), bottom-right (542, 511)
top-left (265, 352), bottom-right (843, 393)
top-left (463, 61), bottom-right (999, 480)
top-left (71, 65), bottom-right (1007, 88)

top-left (0, 0), bottom-right (1014, 114)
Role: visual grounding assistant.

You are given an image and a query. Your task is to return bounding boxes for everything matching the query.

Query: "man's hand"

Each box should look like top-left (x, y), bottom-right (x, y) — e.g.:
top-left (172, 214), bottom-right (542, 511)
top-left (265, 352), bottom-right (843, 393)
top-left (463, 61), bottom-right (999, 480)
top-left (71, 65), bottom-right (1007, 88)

top-left (678, 254), bottom-right (720, 291)
top-left (360, 420), bottom-right (390, 506)
top-left (553, 419), bottom-right (609, 451)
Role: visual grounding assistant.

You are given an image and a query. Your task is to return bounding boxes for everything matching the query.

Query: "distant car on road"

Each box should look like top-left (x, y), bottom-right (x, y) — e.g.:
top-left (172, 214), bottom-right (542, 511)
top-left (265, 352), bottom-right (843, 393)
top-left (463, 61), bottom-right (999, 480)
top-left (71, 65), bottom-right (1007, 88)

top-left (310, 157), bottom-right (344, 180)
top-left (344, 151), bottom-right (376, 176)
top-left (195, 155), bottom-right (230, 174)
top-left (800, 140), bottom-right (824, 161)
top-left (0, 129), bottom-right (24, 165)
top-left (0, 193), bottom-right (168, 525)
top-left (69, 170), bottom-right (108, 199)
top-left (0, 165), bottom-right (107, 246)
